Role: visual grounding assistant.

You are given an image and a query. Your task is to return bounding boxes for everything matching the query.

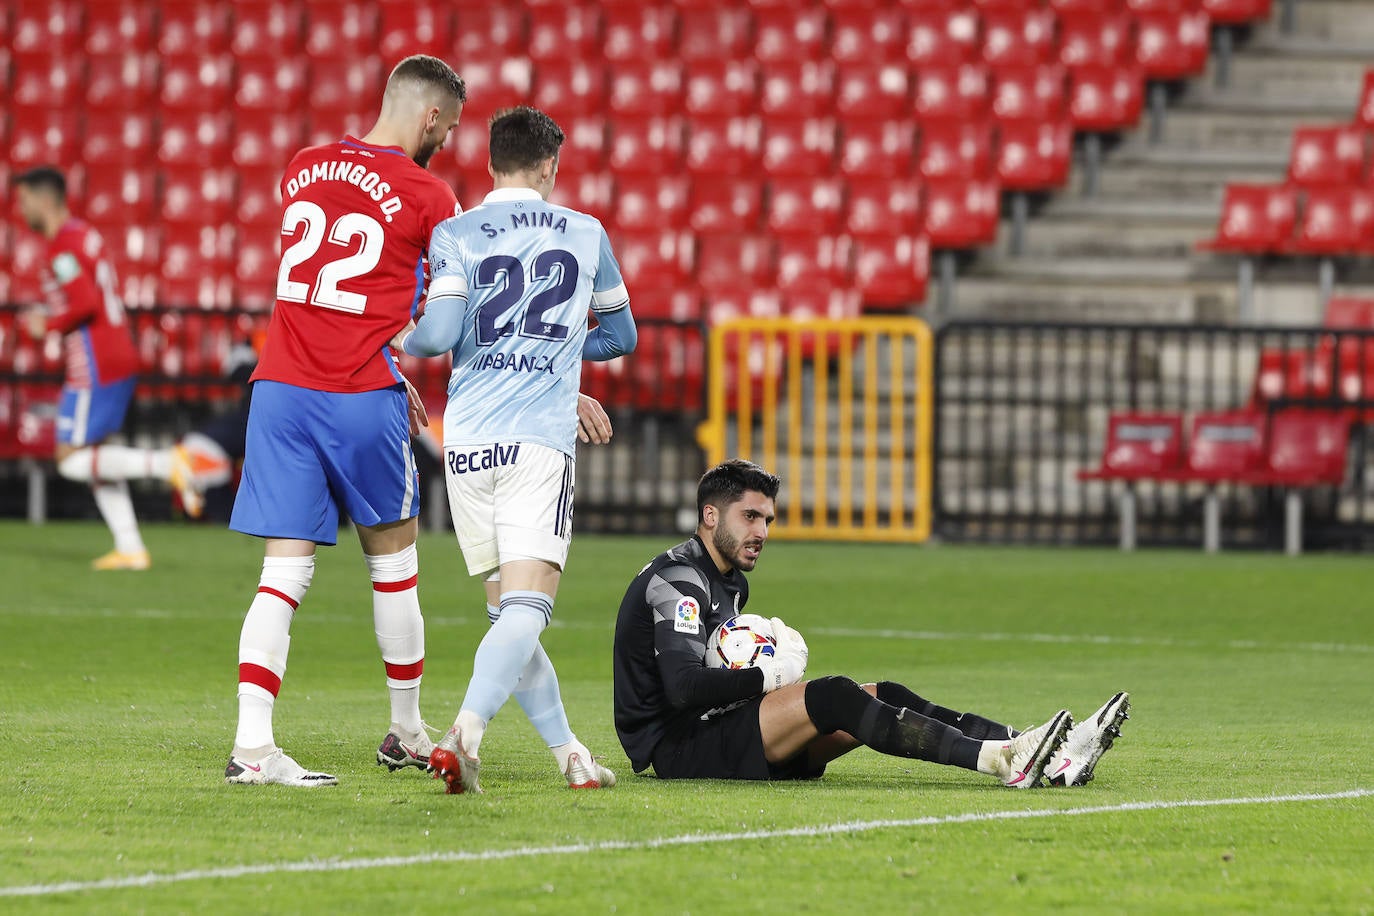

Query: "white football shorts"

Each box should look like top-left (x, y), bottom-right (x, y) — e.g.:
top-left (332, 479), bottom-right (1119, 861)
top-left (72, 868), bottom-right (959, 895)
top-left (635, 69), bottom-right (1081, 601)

top-left (444, 441), bottom-right (575, 577)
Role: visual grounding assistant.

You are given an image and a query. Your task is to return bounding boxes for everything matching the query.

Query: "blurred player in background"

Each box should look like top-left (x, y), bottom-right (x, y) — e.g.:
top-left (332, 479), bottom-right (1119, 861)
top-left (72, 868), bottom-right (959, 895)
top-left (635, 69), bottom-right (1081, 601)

top-left (224, 55), bottom-right (467, 788)
top-left (400, 106), bottom-right (637, 793)
top-left (11, 166), bottom-right (226, 570)
top-left (613, 459), bottom-right (1130, 788)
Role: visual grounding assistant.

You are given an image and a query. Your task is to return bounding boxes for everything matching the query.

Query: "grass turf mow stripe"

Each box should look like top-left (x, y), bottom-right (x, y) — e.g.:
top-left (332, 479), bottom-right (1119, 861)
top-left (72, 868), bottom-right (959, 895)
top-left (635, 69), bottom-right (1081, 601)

top-left (4, 789), bottom-right (1369, 899)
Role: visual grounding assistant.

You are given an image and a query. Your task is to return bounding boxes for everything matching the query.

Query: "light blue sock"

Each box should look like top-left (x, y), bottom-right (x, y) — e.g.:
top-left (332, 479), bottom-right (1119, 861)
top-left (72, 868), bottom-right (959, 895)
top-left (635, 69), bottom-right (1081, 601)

top-left (460, 592), bottom-right (551, 722)
top-left (514, 642), bottom-right (575, 749)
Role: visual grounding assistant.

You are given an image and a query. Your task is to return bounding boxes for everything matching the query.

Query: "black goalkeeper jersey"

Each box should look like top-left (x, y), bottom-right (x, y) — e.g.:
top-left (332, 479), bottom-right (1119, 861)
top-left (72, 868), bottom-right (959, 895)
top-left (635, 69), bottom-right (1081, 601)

top-left (613, 535), bottom-right (768, 773)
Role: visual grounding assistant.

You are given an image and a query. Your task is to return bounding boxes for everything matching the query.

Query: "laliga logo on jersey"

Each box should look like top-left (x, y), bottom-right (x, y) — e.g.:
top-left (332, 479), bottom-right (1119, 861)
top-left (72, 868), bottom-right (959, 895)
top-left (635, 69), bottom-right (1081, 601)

top-left (674, 597), bottom-right (700, 635)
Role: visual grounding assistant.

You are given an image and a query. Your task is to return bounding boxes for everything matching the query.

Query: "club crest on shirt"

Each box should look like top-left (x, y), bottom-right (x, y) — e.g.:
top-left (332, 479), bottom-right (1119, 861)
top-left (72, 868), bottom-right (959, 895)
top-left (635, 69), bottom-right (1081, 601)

top-left (674, 597), bottom-right (700, 634)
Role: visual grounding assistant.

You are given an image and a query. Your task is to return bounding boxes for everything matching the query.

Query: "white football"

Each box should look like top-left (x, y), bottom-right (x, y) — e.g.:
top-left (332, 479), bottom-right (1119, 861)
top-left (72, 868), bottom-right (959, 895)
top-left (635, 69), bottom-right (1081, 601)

top-left (704, 614), bottom-right (777, 670)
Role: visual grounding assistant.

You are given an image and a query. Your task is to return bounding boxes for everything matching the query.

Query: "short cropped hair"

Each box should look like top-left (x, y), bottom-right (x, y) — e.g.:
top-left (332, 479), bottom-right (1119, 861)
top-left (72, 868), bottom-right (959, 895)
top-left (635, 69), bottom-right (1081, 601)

top-left (697, 459), bottom-right (782, 522)
top-left (388, 54), bottom-right (466, 104)
top-left (12, 166), bottom-right (67, 201)
top-left (488, 106), bottom-right (565, 176)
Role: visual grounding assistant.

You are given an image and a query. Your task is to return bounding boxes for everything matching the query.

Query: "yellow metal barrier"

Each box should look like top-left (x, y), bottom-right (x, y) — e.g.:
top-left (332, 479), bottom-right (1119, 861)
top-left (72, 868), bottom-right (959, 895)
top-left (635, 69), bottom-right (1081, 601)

top-left (697, 317), bottom-right (933, 542)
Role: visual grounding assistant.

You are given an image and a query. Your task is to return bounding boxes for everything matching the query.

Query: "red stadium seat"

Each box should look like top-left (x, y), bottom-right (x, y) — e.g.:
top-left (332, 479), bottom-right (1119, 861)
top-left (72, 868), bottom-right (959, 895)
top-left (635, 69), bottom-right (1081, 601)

top-left (623, 288), bottom-right (702, 323)
top-left (845, 176), bottom-right (925, 237)
top-left (309, 58), bottom-right (386, 122)
top-left (160, 237), bottom-right (235, 310)
top-left (11, 1), bottom-right (82, 54)
top-left (981, 9), bottom-right (1059, 67)
top-left (830, 7), bottom-right (909, 63)
top-left (784, 287), bottom-right (864, 324)
top-left (378, 1), bottom-right (453, 59)
top-left (913, 63), bottom-right (992, 123)
top-left (606, 117), bottom-right (688, 177)
top-left (85, 2), bottom-right (156, 54)
top-left (834, 62), bottom-right (914, 120)
top-left (918, 121), bottom-right (997, 181)
top-left (86, 53), bottom-right (160, 110)
top-left (230, 1), bottom-right (305, 57)
top-left (688, 179), bottom-right (766, 234)
top-left (158, 54), bottom-right (235, 111)
top-left (303, 3), bottom-right (378, 60)
top-left (1125, 0), bottom-right (1190, 11)
top-left (760, 61), bottom-right (838, 118)
top-left (991, 64), bottom-right (1070, 123)
top-left (1199, 0), bottom-right (1272, 26)
top-left (776, 235), bottom-right (855, 292)
top-left (162, 167), bottom-right (237, 230)
top-left (549, 173), bottom-right (614, 217)
top-left (1196, 183), bottom-right (1299, 254)
top-left (603, 4), bottom-right (679, 62)
top-left (683, 60), bottom-right (761, 117)
top-left (158, 2), bottom-right (233, 55)
top-left (904, 9), bottom-right (982, 66)
top-left (613, 231), bottom-right (696, 292)
top-left (10, 54), bottom-right (84, 111)
top-left (561, 116), bottom-right (610, 171)
top-left (754, 7), bottom-right (831, 62)
top-left (765, 177), bottom-right (847, 237)
top-left (996, 120), bottom-right (1074, 191)
top-left (1068, 65), bottom-right (1145, 131)
top-left (852, 234), bottom-right (931, 309)
top-left (7, 111), bottom-right (83, 169)
top-left (678, 6), bottom-right (754, 62)
top-left (761, 118), bottom-right (841, 177)
top-left (924, 178), bottom-right (1001, 249)
top-left (1252, 347), bottom-right (1320, 406)
top-left (526, 5), bottom-right (604, 63)
top-left (1183, 411), bottom-right (1266, 481)
top-left (839, 119), bottom-right (919, 179)
top-left (532, 60), bottom-right (608, 120)
top-left (233, 111), bottom-right (309, 171)
top-left (1076, 412), bottom-right (1185, 480)
top-left (1059, 13), bottom-right (1136, 68)
top-left (1135, 11), bottom-right (1211, 80)
top-left (613, 175), bottom-right (692, 234)
top-left (446, 56), bottom-right (532, 125)
top-left (1260, 411), bottom-right (1349, 486)
top-left (234, 237), bottom-right (280, 311)
top-left (1325, 296), bottom-right (1374, 329)
top-left (608, 60), bottom-right (686, 118)
top-left (452, 6), bottom-right (527, 58)
top-left (684, 116), bottom-right (764, 177)
top-left (1289, 187), bottom-right (1374, 258)
top-left (234, 57), bottom-right (308, 112)
top-left (1286, 125), bottom-right (1366, 190)
top-left (83, 169), bottom-right (157, 226)
top-left (695, 234), bottom-right (777, 294)
top-left (235, 179), bottom-right (283, 234)
top-left (157, 112), bottom-right (234, 167)
top-left (1356, 69), bottom-right (1374, 132)
top-left (1050, 0), bottom-right (1125, 13)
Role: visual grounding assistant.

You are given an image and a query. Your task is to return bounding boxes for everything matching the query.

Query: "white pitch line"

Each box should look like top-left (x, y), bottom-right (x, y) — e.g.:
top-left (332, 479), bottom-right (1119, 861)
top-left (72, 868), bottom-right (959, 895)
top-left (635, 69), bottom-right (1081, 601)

top-left (2, 789), bottom-right (1369, 899)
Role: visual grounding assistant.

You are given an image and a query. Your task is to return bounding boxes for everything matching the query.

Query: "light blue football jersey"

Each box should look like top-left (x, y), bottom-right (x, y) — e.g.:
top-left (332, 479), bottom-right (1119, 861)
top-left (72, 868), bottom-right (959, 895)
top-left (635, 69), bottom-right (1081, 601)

top-left (420, 188), bottom-right (630, 456)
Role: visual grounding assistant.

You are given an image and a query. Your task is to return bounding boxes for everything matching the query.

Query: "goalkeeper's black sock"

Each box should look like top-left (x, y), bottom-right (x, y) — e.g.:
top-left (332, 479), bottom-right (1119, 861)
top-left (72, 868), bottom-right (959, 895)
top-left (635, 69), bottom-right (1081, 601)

top-left (875, 681), bottom-right (1017, 740)
top-left (804, 676), bottom-right (981, 770)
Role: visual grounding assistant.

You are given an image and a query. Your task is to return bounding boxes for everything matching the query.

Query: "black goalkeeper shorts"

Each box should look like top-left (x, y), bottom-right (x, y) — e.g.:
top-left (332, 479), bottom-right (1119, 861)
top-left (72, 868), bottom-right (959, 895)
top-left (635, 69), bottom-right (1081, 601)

top-left (649, 698), bottom-right (827, 781)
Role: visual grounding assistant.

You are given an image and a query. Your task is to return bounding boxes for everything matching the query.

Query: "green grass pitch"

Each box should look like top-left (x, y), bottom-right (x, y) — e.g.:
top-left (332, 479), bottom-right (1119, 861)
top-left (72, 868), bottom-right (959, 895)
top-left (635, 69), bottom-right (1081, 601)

top-left (1, 520), bottom-right (1371, 911)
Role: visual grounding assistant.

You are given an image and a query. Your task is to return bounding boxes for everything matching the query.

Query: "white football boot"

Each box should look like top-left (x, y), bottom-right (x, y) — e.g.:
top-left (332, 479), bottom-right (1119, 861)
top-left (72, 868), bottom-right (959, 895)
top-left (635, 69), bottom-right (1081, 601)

top-left (225, 748), bottom-right (338, 787)
top-left (563, 752), bottom-right (617, 789)
top-left (1002, 709), bottom-right (1072, 788)
top-left (1046, 691), bottom-right (1130, 787)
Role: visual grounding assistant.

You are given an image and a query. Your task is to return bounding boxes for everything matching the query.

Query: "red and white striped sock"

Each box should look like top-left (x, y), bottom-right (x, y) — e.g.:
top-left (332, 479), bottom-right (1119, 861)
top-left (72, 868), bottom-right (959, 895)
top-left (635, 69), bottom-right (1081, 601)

top-left (366, 544), bottom-right (424, 737)
top-left (234, 555), bottom-right (315, 753)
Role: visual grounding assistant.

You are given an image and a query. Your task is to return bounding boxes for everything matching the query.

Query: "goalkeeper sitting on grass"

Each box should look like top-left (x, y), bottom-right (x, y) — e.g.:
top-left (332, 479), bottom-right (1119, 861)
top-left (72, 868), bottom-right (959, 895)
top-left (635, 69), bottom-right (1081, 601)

top-left (612, 459), bottom-right (1129, 787)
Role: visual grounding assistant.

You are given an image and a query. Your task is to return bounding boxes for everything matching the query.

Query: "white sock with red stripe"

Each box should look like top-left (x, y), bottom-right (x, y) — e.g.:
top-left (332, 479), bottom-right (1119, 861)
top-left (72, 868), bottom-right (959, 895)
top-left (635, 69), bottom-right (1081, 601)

top-left (57, 445), bottom-right (172, 482)
top-left (234, 555), bottom-right (315, 755)
top-left (365, 544), bottom-right (425, 737)
top-left (91, 481), bottom-right (146, 554)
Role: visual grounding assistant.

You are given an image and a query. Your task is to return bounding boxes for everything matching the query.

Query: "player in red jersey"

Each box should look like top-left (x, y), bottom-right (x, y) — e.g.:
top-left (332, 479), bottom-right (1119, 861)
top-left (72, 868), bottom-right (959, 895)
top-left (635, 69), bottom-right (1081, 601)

top-left (223, 55), bottom-right (470, 787)
top-left (11, 167), bottom-right (227, 570)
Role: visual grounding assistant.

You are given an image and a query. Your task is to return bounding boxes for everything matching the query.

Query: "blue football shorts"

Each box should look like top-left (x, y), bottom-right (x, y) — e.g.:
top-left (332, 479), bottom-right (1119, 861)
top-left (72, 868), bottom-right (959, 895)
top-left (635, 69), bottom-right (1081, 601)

top-left (56, 376), bottom-right (136, 447)
top-left (230, 380), bottom-right (419, 545)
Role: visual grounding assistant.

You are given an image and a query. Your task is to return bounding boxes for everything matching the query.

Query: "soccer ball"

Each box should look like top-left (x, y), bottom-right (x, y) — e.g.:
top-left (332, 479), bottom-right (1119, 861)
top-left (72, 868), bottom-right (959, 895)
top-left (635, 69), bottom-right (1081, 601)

top-left (705, 614), bottom-right (776, 669)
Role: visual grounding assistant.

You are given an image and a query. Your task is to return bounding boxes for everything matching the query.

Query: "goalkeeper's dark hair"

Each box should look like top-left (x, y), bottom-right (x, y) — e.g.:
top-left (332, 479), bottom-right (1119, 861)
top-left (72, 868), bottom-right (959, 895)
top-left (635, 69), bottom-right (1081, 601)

top-left (12, 166), bottom-right (67, 201)
top-left (697, 459), bottom-right (781, 522)
top-left (489, 106), bottom-right (565, 175)
top-left (388, 54), bottom-right (466, 104)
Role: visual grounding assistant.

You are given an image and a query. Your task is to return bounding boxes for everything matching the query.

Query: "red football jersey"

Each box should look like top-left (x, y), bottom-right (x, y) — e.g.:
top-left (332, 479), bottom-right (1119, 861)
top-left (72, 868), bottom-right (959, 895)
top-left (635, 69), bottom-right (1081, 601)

top-left (252, 136), bottom-right (462, 392)
top-left (42, 219), bottom-right (140, 387)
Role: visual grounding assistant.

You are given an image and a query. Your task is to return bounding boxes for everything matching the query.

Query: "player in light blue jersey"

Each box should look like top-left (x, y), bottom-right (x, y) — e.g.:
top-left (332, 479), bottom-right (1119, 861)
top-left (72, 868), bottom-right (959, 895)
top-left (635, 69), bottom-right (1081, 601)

top-left (400, 106), bottom-right (636, 793)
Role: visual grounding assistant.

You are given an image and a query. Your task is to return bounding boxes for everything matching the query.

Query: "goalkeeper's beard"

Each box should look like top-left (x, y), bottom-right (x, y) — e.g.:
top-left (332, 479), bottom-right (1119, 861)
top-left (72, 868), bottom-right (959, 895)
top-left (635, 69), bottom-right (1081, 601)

top-left (713, 527), bottom-right (763, 572)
